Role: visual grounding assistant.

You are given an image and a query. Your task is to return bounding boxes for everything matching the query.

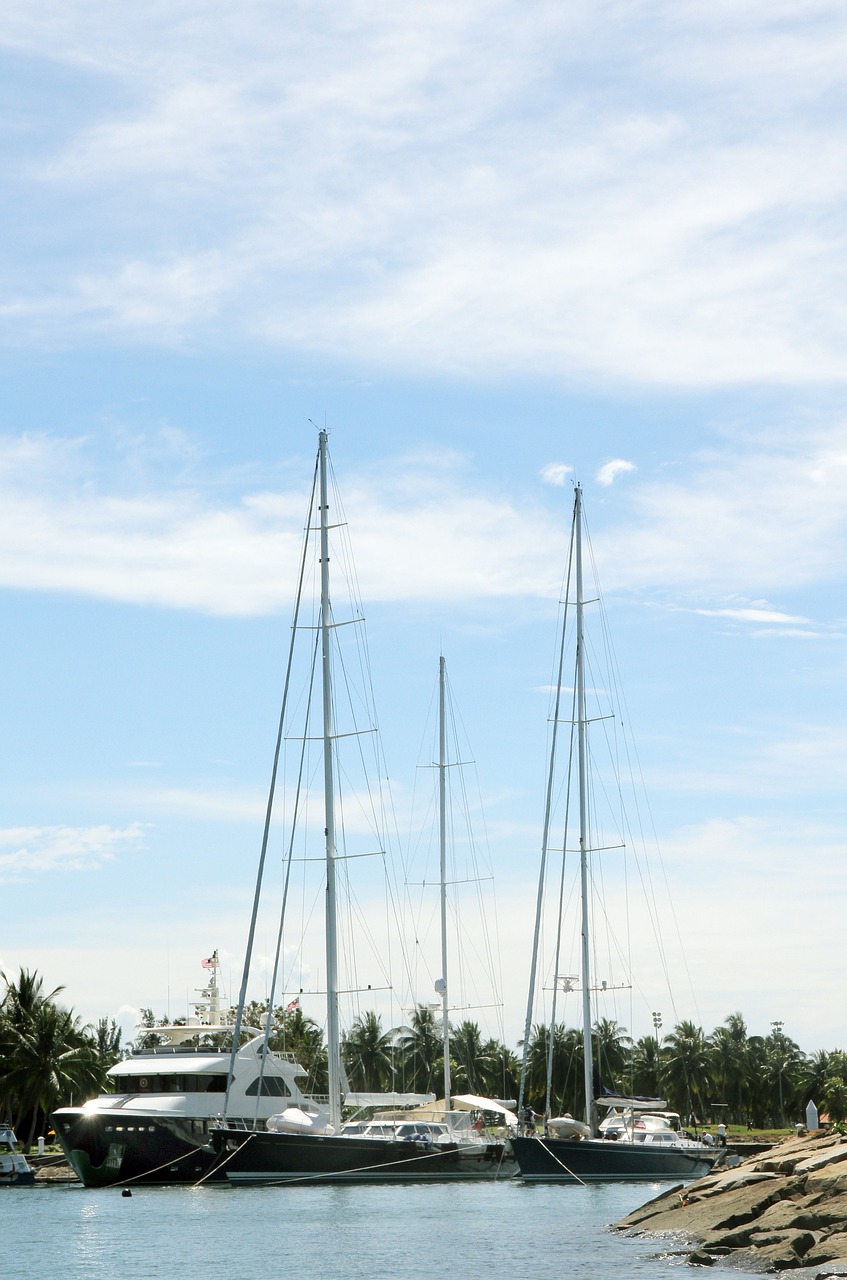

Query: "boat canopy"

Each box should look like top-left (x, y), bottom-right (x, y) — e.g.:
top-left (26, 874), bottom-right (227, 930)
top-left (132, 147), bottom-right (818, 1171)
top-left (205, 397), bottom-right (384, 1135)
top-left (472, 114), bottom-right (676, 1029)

top-left (450, 1094), bottom-right (519, 1123)
top-left (343, 1092), bottom-right (436, 1108)
top-left (379, 1095), bottom-right (518, 1125)
top-left (597, 1095), bottom-right (668, 1111)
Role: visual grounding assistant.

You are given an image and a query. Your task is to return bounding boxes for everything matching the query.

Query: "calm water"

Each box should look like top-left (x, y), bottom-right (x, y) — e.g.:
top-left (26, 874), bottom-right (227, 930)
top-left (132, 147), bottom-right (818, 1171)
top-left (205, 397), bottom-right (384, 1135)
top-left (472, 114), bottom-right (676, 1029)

top-left (3, 1180), bottom-right (749, 1279)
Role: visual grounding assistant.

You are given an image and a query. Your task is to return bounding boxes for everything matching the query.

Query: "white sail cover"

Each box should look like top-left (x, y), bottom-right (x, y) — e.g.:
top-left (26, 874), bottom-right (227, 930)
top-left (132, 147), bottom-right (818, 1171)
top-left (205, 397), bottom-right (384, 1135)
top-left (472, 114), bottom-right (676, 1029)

top-left (266, 1108), bottom-right (333, 1134)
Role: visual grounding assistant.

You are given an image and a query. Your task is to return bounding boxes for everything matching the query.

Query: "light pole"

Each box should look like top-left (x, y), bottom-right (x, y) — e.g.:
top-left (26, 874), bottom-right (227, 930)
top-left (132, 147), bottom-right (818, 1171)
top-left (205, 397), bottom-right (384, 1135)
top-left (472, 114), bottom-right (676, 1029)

top-left (652, 1012), bottom-right (663, 1095)
top-left (771, 1020), bottom-right (785, 1128)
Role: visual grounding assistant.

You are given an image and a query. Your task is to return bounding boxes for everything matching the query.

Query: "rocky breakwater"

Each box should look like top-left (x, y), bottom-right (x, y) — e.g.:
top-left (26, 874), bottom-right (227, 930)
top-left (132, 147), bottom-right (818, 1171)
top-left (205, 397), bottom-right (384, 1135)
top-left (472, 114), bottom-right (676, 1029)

top-left (615, 1131), bottom-right (847, 1274)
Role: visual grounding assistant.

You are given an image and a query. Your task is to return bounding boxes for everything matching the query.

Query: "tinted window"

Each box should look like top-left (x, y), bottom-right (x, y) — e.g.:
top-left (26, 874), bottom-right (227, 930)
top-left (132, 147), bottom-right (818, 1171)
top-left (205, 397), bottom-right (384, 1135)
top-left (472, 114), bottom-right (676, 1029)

top-left (245, 1076), bottom-right (291, 1097)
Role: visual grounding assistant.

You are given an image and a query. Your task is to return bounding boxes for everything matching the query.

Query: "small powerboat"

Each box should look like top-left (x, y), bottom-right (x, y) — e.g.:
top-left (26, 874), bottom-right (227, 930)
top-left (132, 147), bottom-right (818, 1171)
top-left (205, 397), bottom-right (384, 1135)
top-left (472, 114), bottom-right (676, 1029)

top-left (0, 1128), bottom-right (36, 1186)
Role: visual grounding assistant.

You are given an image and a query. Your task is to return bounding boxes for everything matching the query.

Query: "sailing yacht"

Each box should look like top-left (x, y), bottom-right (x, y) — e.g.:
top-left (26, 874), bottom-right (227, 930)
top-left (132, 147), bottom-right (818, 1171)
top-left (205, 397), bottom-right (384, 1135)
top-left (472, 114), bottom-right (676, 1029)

top-left (209, 433), bottom-right (513, 1184)
top-left (510, 486), bottom-right (721, 1184)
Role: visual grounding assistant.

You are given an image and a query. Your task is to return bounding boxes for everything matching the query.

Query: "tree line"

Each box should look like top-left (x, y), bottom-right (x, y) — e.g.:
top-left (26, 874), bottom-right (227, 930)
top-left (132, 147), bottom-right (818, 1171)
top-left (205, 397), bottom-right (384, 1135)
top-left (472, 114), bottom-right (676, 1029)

top-left (4, 968), bottom-right (847, 1146)
top-left (0, 970), bottom-right (122, 1148)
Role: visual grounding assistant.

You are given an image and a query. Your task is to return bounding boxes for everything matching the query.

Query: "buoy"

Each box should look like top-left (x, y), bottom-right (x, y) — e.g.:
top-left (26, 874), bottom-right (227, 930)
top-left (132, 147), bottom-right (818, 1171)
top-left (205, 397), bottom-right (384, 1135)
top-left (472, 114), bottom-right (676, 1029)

top-left (122, 1188), bottom-right (132, 1197)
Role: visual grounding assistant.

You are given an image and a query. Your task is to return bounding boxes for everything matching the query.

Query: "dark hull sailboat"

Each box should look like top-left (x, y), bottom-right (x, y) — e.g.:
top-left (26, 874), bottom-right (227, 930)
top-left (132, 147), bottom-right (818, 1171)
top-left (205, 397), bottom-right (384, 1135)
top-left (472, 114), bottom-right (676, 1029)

top-left (512, 486), bottom-right (719, 1185)
top-left (209, 1127), bottom-right (508, 1184)
top-left (211, 432), bottom-right (516, 1187)
top-left (510, 1134), bottom-right (719, 1183)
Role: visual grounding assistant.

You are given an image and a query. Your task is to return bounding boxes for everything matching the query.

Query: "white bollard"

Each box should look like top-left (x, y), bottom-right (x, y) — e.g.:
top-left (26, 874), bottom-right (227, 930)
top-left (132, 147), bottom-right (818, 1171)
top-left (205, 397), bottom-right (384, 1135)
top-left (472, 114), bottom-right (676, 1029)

top-left (37, 1136), bottom-right (45, 1155)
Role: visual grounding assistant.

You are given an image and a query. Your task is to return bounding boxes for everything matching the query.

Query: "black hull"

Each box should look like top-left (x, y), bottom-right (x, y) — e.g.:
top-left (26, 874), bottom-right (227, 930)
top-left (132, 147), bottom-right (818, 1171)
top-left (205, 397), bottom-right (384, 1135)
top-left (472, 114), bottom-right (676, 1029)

top-left (211, 1127), bottom-right (512, 1184)
top-left (511, 1135), bottom-right (718, 1183)
top-left (51, 1110), bottom-right (224, 1187)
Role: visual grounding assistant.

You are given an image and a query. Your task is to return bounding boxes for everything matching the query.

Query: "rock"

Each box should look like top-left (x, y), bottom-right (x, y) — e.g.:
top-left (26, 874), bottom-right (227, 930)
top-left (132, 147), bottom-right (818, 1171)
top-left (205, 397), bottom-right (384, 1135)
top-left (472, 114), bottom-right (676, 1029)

top-left (692, 1169), bottom-right (783, 1198)
top-left (616, 1182), bottom-right (687, 1228)
top-left (808, 1170), bottom-right (847, 1195)
top-left (796, 1149), bottom-right (847, 1177)
top-left (745, 1229), bottom-right (817, 1270)
top-left (801, 1194), bottom-right (847, 1228)
top-left (754, 1199), bottom-right (835, 1233)
top-left (709, 1178), bottom-right (804, 1231)
top-left (614, 1133), bottom-right (847, 1274)
top-left (805, 1235), bottom-right (847, 1267)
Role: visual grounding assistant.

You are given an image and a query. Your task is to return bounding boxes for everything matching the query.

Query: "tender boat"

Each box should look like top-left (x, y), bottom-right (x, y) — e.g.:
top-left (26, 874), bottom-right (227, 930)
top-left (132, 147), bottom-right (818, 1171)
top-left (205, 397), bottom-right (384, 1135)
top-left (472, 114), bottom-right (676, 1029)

top-left (0, 1128), bottom-right (36, 1187)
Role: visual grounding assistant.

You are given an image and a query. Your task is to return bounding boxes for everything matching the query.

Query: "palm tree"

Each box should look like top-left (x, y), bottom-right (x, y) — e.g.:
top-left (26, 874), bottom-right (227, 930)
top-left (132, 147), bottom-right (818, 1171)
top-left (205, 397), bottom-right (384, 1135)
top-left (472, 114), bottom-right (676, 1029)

top-left (271, 1005), bottom-right (328, 1093)
top-left (746, 1035), bottom-right (769, 1128)
top-left (525, 1023), bottom-right (584, 1115)
top-left (1, 969), bottom-right (64, 1029)
top-left (4, 1002), bottom-right (102, 1146)
top-left (630, 1034), bottom-right (663, 1098)
top-left (477, 1038), bottom-right (521, 1102)
top-left (397, 1003), bottom-right (443, 1093)
top-left (1, 968), bottom-right (81, 1139)
top-left (663, 1020), bottom-right (711, 1122)
top-left (823, 1076), bottom-right (847, 1124)
top-left (802, 1050), bottom-right (847, 1119)
top-left (593, 1018), bottom-right (632, 1094)
top-left (709, 1014), bottom-right (751, 1124)
top-left (449, 1021), bottom-right (501, 1096)
top-left (764, 1026), bottom-right (804, 1128)
top-left (341, 1011), bottom-right (393, 1091)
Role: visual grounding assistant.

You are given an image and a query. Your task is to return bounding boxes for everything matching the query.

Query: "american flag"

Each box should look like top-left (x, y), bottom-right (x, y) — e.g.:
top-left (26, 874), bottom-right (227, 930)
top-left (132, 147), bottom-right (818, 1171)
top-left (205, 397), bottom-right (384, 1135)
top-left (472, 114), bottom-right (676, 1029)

top-left (201, 951), bottom-right (218, 970)
top-left (285, 997), bottom-right (300, 1012)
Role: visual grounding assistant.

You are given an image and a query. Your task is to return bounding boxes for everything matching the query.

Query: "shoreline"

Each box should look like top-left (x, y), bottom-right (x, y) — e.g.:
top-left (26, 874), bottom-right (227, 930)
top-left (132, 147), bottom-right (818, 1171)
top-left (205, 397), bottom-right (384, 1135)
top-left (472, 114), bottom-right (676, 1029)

top-left (615, 1130), bottom-right (847, 1274)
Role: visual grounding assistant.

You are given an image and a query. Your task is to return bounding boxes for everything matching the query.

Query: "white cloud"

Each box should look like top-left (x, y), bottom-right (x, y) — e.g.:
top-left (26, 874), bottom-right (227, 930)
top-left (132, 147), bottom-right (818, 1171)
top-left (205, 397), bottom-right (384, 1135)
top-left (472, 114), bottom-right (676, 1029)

top-left (1, 425), bottom-right (847, 615)
top-left (0, 433), bottom-right (567, 613)
top-left (693, 606), bottom-right (809, 625)
top-left (593, 426), bottom-right (847, 597)
top-left (541, 462), bottom-right (572, 486)
top-left (596, 459), bottom-right (636, 487)
top-left (0, 824), bottom-right (144, 883)
top-left (0, 4), bottom-right (845, 385)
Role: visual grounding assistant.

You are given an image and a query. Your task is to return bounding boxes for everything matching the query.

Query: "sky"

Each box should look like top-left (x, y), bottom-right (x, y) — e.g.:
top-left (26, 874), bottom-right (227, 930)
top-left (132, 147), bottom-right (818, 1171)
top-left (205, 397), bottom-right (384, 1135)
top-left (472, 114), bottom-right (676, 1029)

top-left (1, 1), bottom-right (846, 1063)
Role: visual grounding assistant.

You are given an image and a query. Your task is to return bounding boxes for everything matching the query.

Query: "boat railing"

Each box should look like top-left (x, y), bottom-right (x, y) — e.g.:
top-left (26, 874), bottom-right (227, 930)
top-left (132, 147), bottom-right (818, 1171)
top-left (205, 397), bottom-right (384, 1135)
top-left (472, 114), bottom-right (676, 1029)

top-left (210, 1117), bottom-right (269, 1133)
top-left (130, 1046), bottom-right (229, 1057)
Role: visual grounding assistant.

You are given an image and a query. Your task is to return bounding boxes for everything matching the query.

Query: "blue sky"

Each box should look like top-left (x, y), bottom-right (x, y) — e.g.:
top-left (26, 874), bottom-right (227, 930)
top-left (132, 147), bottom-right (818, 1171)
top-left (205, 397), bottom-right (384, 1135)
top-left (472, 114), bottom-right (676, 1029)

top-left (1, 1), bottom-right (846, 1058)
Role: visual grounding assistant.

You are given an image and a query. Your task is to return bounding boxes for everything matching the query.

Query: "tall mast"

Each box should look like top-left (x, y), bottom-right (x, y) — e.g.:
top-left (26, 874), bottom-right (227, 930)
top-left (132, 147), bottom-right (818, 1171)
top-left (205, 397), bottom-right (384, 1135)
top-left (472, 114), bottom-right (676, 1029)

top-left (318, 430), bottom-right (342, 1131)
top-left (438, 655), bottom-right (452, 1108)
top-left (575, 485), bottom-right (596, 1134)
top-left (517, 499), bottom-right (575, 1128)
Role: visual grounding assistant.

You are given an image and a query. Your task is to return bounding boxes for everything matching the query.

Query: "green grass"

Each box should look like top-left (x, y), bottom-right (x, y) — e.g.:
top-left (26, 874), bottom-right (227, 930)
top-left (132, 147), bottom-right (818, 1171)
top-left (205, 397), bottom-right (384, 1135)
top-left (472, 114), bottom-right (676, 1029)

top-left (723, 1124), bottom-right (797, 1141)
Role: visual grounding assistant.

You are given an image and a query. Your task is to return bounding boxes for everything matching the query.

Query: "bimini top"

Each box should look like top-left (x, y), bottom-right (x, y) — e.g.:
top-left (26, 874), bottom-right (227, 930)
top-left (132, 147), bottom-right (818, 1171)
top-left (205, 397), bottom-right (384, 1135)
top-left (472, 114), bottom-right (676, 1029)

top-left (597, 1094), bottom-right (668, 1112)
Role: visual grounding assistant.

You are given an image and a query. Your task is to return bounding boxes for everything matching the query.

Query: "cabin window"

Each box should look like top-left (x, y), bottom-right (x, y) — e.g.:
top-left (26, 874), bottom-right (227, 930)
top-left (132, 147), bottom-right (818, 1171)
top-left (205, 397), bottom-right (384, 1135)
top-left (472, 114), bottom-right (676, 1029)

top-left (120, 1074), bottom-right (227, 1093)
top-left (245, 1076), bottom-right (291, 1097)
